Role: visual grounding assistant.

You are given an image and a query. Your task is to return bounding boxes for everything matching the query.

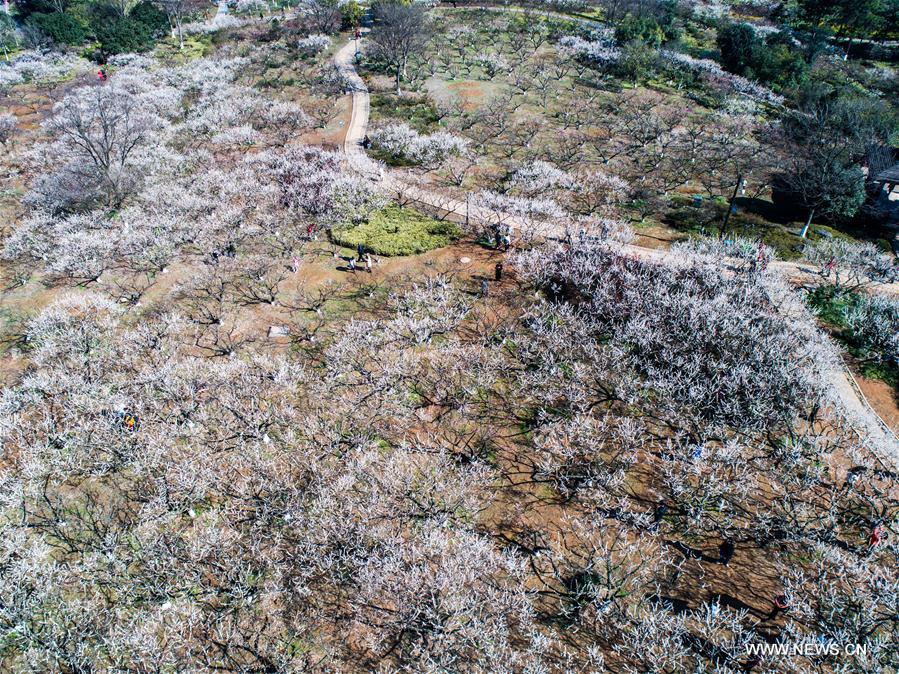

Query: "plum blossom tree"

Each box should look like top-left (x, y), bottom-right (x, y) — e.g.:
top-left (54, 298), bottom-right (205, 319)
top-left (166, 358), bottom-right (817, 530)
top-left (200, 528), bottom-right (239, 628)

top-left (368, 1), bottom-right (430, 95)
top-left (1, 237), bottom-right (896, 671)
top-left (474, 191), bottom-right (568, 245)
top-left (297, 33), bottom-right (331, 55)
top-left (507, 159), bottom-right (574, 197)
top-left (156, 0), bottom-right (190, 50)
top-left (559, 30), bottom-right (621, 69)
top-left (369, 122), bottom-right (469, 170)
top-left (0, 112), bottom-right (16, 145)
top-left (568, 168), bottom-right (629, 215)
top-left (29, 83), bottom-right (168, 212)
top-left (843, 295), bottom-right (899, 366)
top-left (2, 17), bottom-right (898, 673)
top-left (804, 239), bottom-right (898, 292)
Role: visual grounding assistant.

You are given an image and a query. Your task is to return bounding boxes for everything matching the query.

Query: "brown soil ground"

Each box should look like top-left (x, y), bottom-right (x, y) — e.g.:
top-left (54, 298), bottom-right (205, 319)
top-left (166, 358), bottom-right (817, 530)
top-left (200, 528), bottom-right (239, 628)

top-left (855, 374), bottom-right (899, 434)
top-left (424, 78), bottom-right (501, 110)
top-left (299, 93), bottom-right (354, 148)
top-left (632, 223), bottom-right (682, 249)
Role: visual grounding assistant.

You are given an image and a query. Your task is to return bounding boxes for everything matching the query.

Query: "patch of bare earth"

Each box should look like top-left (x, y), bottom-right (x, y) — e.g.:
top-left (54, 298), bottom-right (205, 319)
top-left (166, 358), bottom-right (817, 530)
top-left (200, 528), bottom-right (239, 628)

top-left (855, 374), bottom-right (899, 434)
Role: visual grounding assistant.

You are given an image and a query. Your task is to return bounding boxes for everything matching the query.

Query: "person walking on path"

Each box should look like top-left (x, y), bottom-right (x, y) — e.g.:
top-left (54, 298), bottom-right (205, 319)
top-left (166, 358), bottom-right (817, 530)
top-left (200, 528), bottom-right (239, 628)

top-left (357, 243), bottom-right (365, 261)
top-left (480, 279), bottom-right (489, 297)
top-left (495, 262), bottom-right (503, 282)
top-left (365, 254), bottom-right (373, 274)
top-left (348, 258), bottom-right (357, 273)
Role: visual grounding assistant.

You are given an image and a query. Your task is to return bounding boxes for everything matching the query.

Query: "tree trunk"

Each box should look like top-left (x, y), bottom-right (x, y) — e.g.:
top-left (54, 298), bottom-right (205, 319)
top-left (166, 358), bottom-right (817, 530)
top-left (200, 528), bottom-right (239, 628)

top-left (177, 20), bottom-right (184, 50)
top-left (395, 65), bottom-right (402, 95)
top-left (800, 207), bottom-right (815, 238)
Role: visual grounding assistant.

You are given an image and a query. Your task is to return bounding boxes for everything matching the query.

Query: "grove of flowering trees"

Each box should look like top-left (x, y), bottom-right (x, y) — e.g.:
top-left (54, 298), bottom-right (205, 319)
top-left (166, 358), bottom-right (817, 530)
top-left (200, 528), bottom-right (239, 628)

top-left (1, 4), bottom-right (897, 673)
top-left (3, 55), bottom-right (379, 289)
top-left (1, 232), bottom-right (896, 671)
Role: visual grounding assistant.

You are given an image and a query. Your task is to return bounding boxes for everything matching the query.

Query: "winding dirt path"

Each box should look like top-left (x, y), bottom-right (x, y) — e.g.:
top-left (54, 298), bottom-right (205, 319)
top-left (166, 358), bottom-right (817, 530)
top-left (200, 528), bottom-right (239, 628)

top-left (334, 18), bottom-right (899, 469)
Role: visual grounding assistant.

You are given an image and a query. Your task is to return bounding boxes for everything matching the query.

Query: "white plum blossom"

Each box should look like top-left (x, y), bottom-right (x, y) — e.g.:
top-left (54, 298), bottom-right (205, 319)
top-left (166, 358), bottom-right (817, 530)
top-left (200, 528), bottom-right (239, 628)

top-left (297, 34), bottom-right (332, 55)
top-left (211, 125), bottom-right (260, 146)
top-left (0, 50), bottom-right (90, 93)
top-left (660, 50), bottom-right (785, 106)
top-left (559, 32), bottom-right (620, 68)
top-left (508, 160), bottom-right (574, 196)
top-left (369, 122), bottom-right (469, 169)
top-left (475, 191), bottom-right (567, 244)
top-left (182, 14), bottom-right (248, 34)
top-left (844, 295), bottom-right (899, 365)
top-left (804, 239), bottom-right (898, 290)
top-left (0, 113), bottom-right (17, 144)
top-left (570, 168), bottom-right (629, 214)
top-left (673, 235), bottom-right (775, 273)
top-left (474, 52), bottom-right (510, 78)
top-left (234, 0), bottom-right (267, 15)
top-left (106, 53), bottom-right (155, 70)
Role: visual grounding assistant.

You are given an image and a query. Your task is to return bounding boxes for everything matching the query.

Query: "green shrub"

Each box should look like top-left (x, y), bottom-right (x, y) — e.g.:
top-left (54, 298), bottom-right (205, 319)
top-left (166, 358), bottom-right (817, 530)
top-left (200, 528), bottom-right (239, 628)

top-left (341, 0), bottom-right (362, 29)
top-left (28, 12), bottom-right (87, 45)
top-left (130, 1), bottom-right (170, 37)
top-left (717, 22), bottom-right (808, 88)
top-left (615, 15), bottom-right (664, 47)
top-left (331, 206), bottom-right (461, 256)
top-left (93, 15), bottom-right (153, 55)
top-left (1, 12), bottom-right (19, 53)
top-left (717, 23), bottom-right (757, 74)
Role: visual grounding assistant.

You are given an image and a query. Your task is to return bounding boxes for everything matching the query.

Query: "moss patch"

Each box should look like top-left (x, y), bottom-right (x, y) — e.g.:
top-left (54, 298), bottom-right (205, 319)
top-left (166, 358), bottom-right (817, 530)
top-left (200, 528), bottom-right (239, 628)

top-left (332, 206), bottom-right (461, 256)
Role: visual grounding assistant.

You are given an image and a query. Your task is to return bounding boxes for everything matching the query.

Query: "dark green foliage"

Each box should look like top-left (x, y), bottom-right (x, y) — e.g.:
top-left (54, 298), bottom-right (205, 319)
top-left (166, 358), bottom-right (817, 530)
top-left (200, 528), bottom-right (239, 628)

top-left (93, 15), bottom-right (153, 55)
top-left (28, 11), bottom-right (87, 45)
top-left (656, 0), bottom-right (682, 41)
top-left (617, 39), bottom-right (659, 86)
top-left (369, 93), bottom-right (439, 133)
top-left (716, 22), bottom-right (756, 74)
top-left (772, 162), bottom-right (865, 222)
top-left (716, 22), bottom-right (808, 88)
top-left (341, 0), bottom-right (362, 29)
top-left (11, 0), bottom-right (70, 20)
top-left (1, 11), bottom-right (19, 51)
top-left (790, 0), bottom-right (899, 40)
top-left (130, 1), bottom-right (170, 37)
top-left (615, 15), bottom-right (664, 47)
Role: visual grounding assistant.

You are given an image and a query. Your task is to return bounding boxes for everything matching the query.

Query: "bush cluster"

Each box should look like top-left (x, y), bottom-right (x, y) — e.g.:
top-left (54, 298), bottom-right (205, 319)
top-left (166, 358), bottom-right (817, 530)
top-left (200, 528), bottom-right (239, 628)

top-left (27, 12), bottom-right (87, 45)
top-left (332, 206), bottom-right (461, 256)
top-left (716, 22), bottom-right (808, 89)
top-left (15, 1), bottom-right (174, 57)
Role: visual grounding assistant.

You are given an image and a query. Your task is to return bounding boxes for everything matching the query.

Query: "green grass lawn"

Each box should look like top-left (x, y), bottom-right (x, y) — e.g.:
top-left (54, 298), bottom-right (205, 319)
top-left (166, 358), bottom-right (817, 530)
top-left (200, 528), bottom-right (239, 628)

top-left (331, 206), bottom-right (462, 256)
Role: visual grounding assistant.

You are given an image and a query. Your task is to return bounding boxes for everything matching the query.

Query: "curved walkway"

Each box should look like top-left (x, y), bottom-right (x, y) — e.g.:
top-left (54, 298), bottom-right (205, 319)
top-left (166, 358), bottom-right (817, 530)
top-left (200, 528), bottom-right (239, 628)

top-left (334, 15), bottom-right (898, 468)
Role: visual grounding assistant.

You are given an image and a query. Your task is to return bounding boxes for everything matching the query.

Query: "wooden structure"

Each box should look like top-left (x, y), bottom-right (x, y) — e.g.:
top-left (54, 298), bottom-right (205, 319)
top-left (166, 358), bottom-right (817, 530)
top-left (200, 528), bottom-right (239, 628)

top-left (873, 163), bottom-right (899, 193)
